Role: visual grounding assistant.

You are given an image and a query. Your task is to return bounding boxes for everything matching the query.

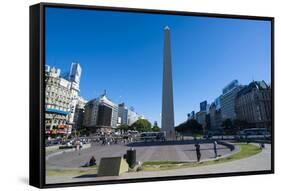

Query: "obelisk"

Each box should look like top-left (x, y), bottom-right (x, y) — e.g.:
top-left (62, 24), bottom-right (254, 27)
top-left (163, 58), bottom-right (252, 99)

top-left (161, 26), bottom-right (175, 139)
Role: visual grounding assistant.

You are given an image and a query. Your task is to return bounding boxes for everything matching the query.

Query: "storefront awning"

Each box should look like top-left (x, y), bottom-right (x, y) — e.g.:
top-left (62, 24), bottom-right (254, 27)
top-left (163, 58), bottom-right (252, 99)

top-left (46, 108), bottom-right (69, 115)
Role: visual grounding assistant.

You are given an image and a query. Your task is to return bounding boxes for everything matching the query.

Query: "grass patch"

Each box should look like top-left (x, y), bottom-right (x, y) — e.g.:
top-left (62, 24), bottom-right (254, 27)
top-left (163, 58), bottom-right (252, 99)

top-left (142, 143), bottom-right (261, 171)
top-left (46, 167), bottom-right (98, 177)
top-left (218, 143), bottom-right (261, 161)
top-left (143, 161), bottom-right (187, 165)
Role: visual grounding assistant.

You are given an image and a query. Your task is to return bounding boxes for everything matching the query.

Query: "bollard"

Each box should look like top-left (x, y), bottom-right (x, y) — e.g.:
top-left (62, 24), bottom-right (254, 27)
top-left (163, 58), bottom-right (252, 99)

top-left (126, 148), bottom-right (136, 169)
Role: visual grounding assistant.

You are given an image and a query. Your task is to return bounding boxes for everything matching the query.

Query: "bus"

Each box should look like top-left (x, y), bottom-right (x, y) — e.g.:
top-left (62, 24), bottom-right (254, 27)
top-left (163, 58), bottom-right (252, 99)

top-left (140, 132), bottom-right (165, 141)
top-left (237, 128), bottom-right (271, 139)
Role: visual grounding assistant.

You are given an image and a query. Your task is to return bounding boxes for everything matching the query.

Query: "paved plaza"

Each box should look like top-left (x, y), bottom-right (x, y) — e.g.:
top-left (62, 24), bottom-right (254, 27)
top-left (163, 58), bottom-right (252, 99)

top-left (46, 144), bottom-right (271, 184)
top-left (46, 142), bottom-right (234, 169)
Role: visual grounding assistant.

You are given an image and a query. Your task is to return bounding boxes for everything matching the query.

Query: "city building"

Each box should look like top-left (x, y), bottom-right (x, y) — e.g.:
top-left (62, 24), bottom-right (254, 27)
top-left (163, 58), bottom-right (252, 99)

top-left (117, 103), bottom-right (128, 126)
top-left (73, 96), bottom-right (87, 130)
top-left (235, 81), bottom-right (272, 129)
top-left (127, 109), bottom-right (142, 126)
top-left (67, 62), bottom-right (82, 125)
top-left (188, 111), bottom-right (196, 120)
top-left (45, 63), bottom-right (85, 137)
top-left (45, 66), bottom-right (72, 134)
top-left (196, 101), bottom-right (210, 131)
top-left (200, 100), bottom-right (208, 112)
top-left (220, 80), bottom-right (243, 120)
top-left (209, 102), bottom-right (223, 130)
top-left (154, 121), bottom-right (158, 127)
top-left (215, 97), bottom-right (221, 110)
top-left (222, 80), bottom-right (239, 94)
top-left (196, 111), bottom-right (207, 129)
top-left (69, 62), bottom-right (82, 90)
top-left (83, 92), bottom-right (118, 132)
top-left (117, 103), bottom-right (142, 126)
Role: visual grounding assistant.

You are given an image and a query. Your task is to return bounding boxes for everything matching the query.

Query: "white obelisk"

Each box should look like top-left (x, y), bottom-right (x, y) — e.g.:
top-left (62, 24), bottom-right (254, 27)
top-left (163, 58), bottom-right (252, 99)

top-left (161, 26), bottom-right (175, 139)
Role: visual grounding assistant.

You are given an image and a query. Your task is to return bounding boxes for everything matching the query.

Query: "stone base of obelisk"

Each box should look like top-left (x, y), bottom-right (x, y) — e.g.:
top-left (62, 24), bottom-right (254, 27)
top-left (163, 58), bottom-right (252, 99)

top-left (162, 130), bottom-right (176, 141)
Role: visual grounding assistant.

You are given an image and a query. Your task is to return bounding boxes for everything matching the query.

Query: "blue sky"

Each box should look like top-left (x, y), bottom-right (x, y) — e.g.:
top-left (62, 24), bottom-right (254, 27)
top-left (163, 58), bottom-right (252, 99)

top-left (45, 7), bottom-right (271, 126)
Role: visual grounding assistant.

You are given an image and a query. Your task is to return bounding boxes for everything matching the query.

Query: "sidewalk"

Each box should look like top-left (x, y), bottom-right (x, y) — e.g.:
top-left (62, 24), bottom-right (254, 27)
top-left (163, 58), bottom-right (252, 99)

top-left (119, 144), bottom-right (271, 179)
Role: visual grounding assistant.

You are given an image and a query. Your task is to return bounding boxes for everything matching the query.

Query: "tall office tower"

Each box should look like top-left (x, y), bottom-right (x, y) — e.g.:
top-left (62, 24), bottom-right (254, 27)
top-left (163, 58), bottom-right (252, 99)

top-left (161, 26), bottom-right (175, 139)
top-left (68, 62), bottom-right (82, 124)
top-left (69, 62), bottom-right (82, 88)
top-left (220, 80), bottom-right (243, 120)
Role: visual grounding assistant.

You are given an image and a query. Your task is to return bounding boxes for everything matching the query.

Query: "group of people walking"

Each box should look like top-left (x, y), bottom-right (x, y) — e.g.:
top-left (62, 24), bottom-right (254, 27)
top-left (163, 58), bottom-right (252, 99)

top-left (99, 135), bottom-right (135, 146)
top-left (195, 141), bottom-right (218, 162)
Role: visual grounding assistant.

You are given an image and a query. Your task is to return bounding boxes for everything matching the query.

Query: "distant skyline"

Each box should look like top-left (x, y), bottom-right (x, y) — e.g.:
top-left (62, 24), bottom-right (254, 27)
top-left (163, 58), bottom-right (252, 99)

top-left (45, 7), bottom-right (271, 126)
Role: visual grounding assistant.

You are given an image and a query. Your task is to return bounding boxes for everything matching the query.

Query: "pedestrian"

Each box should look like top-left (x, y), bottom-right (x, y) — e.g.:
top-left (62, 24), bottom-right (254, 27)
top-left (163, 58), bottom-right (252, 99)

top-left (75, 140), bottom-right (80, 151)
top-left (260, 142), bottom-right (265, 149)
top-left (195, 143), bottom-right (201, 162)
top-left (89, 155), bottom-right (96, 166)
top-left (213, 141), bottom-right (218, 158)
top-left (75, 140), bottom-right (81, 155)
top-left (79, 141), bottom-right (83, 149)
top-left (101, 137), bottom-right (106, 145)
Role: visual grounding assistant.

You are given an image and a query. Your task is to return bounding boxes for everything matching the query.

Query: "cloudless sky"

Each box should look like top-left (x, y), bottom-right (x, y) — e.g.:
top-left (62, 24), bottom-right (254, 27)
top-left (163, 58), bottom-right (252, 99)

top-left (45, 7), bottom-right (271, 126)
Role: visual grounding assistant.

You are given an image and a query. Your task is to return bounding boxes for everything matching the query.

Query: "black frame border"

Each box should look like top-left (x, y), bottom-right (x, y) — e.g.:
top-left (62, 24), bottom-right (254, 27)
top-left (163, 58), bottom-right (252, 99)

top-left (29, 2), bottom-right (275, 189)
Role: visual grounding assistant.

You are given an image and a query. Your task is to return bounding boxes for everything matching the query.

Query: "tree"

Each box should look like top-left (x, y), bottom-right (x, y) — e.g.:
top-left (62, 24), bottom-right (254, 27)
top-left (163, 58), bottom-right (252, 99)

top-left (221, 118), bottom-right (237, 134)
top-left (76, 130), bottom-right (81, 138)
top-left (221, 118), bottom-right (233, 129)
top-left (117, 124), bottom-right (130, 132)
top-left (78, 128), bottom-right (90, 136)
top-left (131, 119), bottom-right (152, 132)
top-left (233, 119), bottom-right (249, 130)
top-left (188, 119), bottom-right (203, 135)
top-left (152, 125), bottom-right (160, 132)
top-left (175, 119), bottom-right (203, 136)
top-left (175, 123), bottom-right (185, 133)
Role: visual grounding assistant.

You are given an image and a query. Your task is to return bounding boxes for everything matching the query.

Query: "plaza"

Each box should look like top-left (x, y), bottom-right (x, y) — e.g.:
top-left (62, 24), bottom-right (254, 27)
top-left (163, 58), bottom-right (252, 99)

top-left (45, 142), bottom-right (271, 184)
top-left (47, 142), bottom-right (234, 169)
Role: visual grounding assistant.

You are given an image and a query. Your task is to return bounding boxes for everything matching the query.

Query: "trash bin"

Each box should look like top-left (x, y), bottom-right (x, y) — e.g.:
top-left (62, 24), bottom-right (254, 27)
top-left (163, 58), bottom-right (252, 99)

top-left (126, 148), bottom-right (136, 168)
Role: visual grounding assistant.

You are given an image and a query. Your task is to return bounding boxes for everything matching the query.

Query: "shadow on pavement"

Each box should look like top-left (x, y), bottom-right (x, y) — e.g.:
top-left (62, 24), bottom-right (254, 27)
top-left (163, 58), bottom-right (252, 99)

top-left (74, 174), bottom-right (98, 179)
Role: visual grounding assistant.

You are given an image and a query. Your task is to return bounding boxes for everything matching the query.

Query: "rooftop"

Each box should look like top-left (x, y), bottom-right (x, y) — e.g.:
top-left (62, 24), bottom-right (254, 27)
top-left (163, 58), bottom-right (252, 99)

top-left (237, 80), bottom-right (269, 97)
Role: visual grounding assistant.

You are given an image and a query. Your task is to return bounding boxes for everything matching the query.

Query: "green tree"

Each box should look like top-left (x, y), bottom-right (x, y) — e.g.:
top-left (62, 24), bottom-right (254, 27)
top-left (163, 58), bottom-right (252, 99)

top-left (117, 124), bottom-right (130, 132)
top-left (131, 119), bottom-right (152, 132)
top-left (152, 125), bottom-right (160, 132)
top-left (78, 128), bottom-right (90, 136)
top-left (175, 122), bottom-right (185, 133)
top-left (233, 119), bottom-right (249, 130)
top-left (221, 118), bottom-right (233, 129)
top-left (76, 130), bottom-right (81, 138)
top-left (188, 119), bottom-right (203, 135)
top-left (221, 118), bottom-right (238, 134)
top-left (175, 119), bottom-right (203, 135)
